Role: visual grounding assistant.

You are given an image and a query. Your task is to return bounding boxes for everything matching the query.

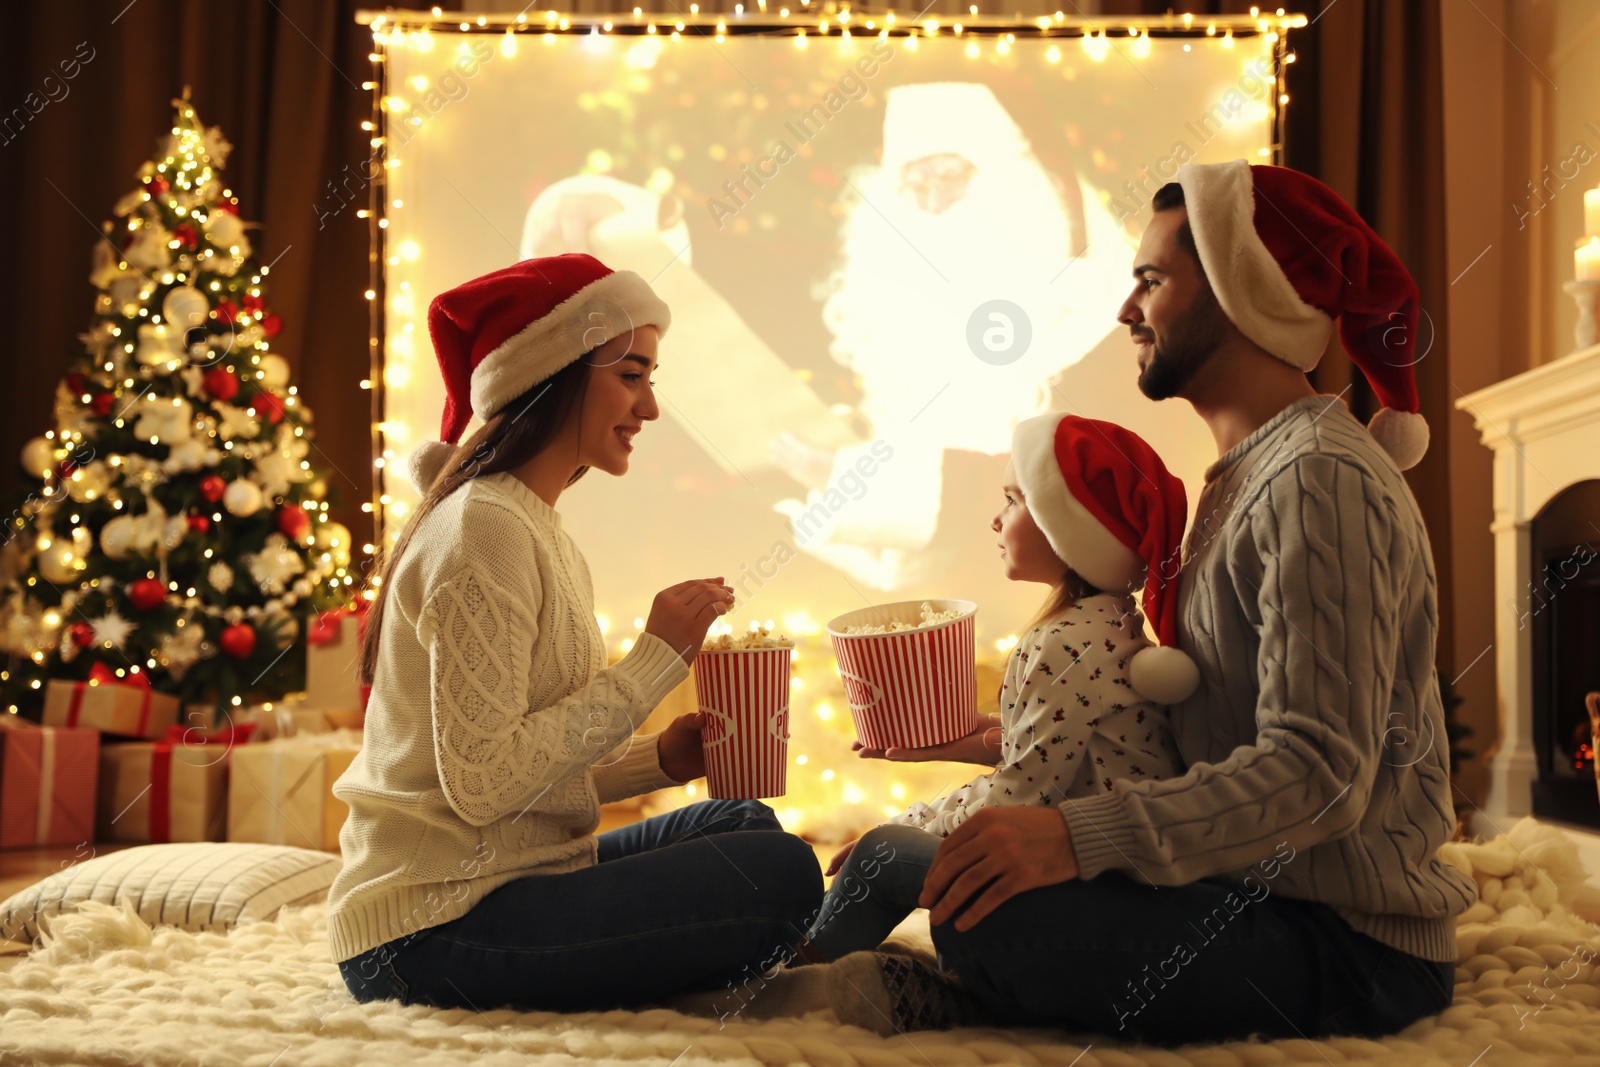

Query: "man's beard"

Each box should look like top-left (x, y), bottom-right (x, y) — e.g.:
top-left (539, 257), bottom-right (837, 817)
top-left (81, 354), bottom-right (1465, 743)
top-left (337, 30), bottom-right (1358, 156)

top-left (1136, 288), bottom-right (1228, 401)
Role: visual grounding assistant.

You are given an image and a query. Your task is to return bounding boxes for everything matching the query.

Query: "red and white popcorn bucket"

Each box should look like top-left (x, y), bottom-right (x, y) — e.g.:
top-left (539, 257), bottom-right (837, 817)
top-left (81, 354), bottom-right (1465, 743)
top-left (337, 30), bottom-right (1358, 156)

top-left (693, 647), bottom-right (791, 799)
top-left (826, 600), bottom-right (979, 750)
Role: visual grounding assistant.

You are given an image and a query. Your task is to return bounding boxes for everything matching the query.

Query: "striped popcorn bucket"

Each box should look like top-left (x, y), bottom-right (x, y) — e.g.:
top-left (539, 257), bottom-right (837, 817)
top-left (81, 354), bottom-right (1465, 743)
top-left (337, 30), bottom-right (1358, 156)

top-left (693, 648), bottom-right (792, 799)
top-left (826, 600), bottom-right (979, 750)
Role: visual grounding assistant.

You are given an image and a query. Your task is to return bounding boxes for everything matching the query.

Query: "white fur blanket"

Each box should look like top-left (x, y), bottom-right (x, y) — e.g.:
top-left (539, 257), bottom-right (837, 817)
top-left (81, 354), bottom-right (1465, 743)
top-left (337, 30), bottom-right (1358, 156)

top-left (2, 819), bottom-right (1599, 1066)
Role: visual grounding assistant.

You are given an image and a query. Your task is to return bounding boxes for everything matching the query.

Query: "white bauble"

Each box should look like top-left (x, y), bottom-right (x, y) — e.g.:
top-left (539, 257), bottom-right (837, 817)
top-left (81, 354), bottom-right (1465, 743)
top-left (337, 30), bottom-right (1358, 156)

top-left (21, 437), bottom-right (56, 480)
top-left (38, 539), bottom-right (81, 583)
top-left (203, 210), bottom-right (244, 249)
top-left (100, 514), bottom-right (137, 560)
top-left (222, 479), bottom-right (263, 517)
top-left (162, 286), bottom-right (210, 335)
top-left (258, 354), bottom-right (290, 390)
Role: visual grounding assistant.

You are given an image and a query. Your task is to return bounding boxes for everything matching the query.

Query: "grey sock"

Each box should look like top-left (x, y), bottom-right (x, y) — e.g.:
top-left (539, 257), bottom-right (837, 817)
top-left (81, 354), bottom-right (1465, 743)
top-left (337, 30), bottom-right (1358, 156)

top-left (826, 951), bottom-right (988, 1035)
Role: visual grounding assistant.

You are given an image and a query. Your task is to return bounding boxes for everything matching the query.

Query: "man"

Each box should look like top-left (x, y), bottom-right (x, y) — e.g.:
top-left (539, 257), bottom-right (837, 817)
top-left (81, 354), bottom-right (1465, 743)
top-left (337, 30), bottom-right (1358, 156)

top-left (817, 160), bottom-right (1475, 1044)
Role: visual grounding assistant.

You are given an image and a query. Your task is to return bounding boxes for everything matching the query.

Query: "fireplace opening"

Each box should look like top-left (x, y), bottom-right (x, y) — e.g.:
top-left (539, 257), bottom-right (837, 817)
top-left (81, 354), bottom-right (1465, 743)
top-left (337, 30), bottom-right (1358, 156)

top-left (1529, 479), bottom-right (1600, 830)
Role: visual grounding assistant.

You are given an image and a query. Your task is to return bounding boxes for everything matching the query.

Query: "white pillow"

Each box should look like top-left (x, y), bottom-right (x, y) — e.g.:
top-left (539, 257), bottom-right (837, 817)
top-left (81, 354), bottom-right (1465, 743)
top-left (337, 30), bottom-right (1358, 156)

top-left (0, 842), bottom-right (340, 945)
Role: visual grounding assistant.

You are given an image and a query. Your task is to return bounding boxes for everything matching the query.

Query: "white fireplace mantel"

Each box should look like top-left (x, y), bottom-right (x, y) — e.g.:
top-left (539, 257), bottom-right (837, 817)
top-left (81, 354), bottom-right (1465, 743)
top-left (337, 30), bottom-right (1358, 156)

top-left (1455, 342), bottom-right (1600, 823)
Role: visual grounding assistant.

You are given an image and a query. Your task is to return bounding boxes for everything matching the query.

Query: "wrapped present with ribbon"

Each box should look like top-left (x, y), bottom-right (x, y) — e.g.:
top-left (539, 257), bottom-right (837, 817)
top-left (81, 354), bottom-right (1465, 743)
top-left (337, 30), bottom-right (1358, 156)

top-left (43, 663), bottom-right (180, 739)
top-left (240, 700), bottom-right (364, 740)
top-left (227, 729), bottom-right (361, 851)
top-left (95, 720), bottom-right (256, 843)
top-left (302, 605), bottom-right (368, 727)
top-left (0, 717), bottom-right (99, 849)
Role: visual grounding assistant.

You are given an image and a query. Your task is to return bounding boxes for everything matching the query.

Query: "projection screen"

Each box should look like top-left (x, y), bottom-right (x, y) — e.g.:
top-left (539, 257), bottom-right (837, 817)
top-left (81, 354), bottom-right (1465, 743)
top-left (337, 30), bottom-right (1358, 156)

top-left (377, 27), bottom-right (1278, 652)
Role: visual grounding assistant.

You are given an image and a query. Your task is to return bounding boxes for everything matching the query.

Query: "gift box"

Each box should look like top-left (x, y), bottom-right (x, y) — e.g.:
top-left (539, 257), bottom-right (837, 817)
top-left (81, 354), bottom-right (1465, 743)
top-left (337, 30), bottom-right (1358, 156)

top-left (43, 663), bottom-right (180, 739)
top-left (227, 730), bottom-right (361, 851)
top-left (96, 722), bottom-right (255, 843)
top-left (303, 611), bottom-right (366, 722)
top-left (0, 718), bottom-right (99, 849)
top-left (240, 700), bottom-right (364, 740)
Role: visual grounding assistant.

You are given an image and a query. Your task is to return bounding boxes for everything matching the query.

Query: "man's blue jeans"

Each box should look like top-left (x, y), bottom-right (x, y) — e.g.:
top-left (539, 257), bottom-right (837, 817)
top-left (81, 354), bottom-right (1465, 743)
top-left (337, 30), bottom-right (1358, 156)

top-left (338, 799), bottom-right (823, 1012)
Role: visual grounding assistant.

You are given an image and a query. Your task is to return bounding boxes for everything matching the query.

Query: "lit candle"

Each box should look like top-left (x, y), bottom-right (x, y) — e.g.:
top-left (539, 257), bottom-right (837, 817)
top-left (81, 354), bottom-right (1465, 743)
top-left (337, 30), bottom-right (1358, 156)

top-left (1578, 237), bottom-right (1600, 282)
top-left (1587, 188), bottom-right (1600, 239)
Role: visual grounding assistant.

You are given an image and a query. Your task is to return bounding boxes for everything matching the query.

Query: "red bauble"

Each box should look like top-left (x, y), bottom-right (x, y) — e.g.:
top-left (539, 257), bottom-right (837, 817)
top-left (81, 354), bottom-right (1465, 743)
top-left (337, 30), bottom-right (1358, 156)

top-left (214, 200), bottom-right (238, 215)
top-left (174, 223), bottom-right (199, 248)
top-left (56, 460), bottom-right (77, 480)
top-left (219, 623), bottom-right (257, 660)
top-left (187, 513), bottom-right (211, 534)
top-left (249, 391), bottom-right (285, 426)
top-left (148, 176), bottom-right (170, 195)
top-left (90, 393), bottom-right (115, 416)
top-left (259, 313), bottom-right (282, 339)
top-left (242, 294), bottom-right (266, 315)
top-left (199, 474), bottom-right (227, 503)
top-left (127, 578), bottom-right (166, 612)
top-left (68, 622), bottom-right (94, 648)
top-left (64, 372), bottom-right (88, 395)
top-left (276, 506), bottom-right (311, 541)
top-left (215, 300), bottom-right (240, 326)
top-left (203, 367), bottom-right (239, 401)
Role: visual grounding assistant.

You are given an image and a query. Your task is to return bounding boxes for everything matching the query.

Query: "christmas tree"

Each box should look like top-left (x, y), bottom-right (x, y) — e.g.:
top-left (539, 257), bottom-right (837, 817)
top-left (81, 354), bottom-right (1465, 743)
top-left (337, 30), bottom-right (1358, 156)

top-left (1, 95), bottom-right (356, 720)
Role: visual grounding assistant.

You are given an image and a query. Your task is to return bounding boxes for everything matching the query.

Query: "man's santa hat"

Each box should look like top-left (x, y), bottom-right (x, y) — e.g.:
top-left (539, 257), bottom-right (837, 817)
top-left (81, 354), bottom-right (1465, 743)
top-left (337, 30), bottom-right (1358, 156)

top-left (1174, 160), bottom-right (1429, 470)
top-left (408, 253), bottom-right (671, 490)
top-left (1012, 413), bottom-right (1199, 705)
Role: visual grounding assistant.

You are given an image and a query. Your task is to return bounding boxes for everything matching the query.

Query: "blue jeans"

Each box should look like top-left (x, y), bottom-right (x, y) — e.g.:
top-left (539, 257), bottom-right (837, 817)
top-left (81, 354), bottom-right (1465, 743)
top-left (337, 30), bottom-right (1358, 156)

top-left (933, 863), bottom-right (1457, 1045)
top-left (804, 823), bottom-right (940, 960)
top-left (338, 799), bottom-right (823, 1012)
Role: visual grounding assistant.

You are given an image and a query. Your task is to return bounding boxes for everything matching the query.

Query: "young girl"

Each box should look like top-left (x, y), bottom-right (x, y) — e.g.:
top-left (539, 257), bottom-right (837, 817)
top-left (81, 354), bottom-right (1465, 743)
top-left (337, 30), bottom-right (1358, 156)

top-left (327, 254), bottom-right (822, 1013)
top-left (797, 412), bottom-right (1197, 968)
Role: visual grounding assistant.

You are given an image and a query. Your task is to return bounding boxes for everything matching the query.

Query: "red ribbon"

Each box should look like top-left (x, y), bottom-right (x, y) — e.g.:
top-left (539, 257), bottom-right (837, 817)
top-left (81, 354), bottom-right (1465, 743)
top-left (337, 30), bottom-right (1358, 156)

top-left (66, 663), bottom-right (153, 734)
top-left (148, 720), bottom-right (257, 843)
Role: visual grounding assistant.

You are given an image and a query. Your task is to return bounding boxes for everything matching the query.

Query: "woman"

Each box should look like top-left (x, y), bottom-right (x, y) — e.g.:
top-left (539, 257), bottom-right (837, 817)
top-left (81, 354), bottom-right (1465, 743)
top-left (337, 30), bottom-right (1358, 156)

top-left (328, 254), bottom-right (823, 1012)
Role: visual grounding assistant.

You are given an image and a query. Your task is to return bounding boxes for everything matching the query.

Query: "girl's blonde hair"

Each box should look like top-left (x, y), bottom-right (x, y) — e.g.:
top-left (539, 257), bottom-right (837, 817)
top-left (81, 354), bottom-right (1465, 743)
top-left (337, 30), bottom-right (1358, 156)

top-left (1021, 565), bottom-right (1103, 634)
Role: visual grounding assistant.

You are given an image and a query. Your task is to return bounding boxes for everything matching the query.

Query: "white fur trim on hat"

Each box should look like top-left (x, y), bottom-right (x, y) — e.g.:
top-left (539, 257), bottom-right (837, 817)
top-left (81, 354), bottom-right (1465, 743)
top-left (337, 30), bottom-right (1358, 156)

top-left (468, 269), bottom-right (671, 422)
top-left (1367, 406), bottom-right (1429, 471)
top-left (1011, 414), bottom-right (1144, 596)
top-left (1176, 159), bottom-right (1334, 370)
top-left (1128, 644), bottom-right (1200, 705)
top-left (406, 440), bottom-right (455, 494)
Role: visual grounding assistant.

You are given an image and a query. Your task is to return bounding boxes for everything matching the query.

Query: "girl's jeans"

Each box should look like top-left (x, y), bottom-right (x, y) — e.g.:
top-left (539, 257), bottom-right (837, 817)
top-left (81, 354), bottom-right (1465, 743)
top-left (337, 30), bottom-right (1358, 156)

top-left (338, 799), bottom-right (822, 1012)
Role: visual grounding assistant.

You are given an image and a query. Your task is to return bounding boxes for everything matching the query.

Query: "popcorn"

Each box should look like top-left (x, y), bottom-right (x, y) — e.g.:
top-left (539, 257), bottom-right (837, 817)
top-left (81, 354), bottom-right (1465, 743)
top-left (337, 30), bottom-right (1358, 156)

top-left (841, 601), bottom-right (966, 635)
top-left (701, 627), bottom-right (795, 651)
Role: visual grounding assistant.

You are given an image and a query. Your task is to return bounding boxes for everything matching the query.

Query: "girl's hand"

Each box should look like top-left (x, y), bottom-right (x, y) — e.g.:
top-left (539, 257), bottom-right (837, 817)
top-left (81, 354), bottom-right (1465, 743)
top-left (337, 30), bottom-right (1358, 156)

top-left (645, 578), bottom-right (735, 665)
top-left (657, 712), bottom-right (706, 783)
top-left (825, 838), bottom-right (860, 877)
top-left (852, 715), bottom-right (1003, 766)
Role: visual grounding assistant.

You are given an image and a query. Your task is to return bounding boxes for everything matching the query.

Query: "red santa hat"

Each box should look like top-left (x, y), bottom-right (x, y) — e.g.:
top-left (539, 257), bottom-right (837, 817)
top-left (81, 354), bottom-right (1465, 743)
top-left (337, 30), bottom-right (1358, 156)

top-left (1174, 160), bottom-right (1429, 470)
top-left (408, 253), bottom-right (671, 489)
top-left (1012, 413), bottom-right (1199, 705)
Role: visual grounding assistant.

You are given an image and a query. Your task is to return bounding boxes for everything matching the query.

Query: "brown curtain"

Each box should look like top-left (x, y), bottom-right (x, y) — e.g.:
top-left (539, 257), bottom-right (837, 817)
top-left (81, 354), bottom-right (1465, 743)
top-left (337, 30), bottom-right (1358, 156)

top-left (4, 0), bottom-right (1453, 672)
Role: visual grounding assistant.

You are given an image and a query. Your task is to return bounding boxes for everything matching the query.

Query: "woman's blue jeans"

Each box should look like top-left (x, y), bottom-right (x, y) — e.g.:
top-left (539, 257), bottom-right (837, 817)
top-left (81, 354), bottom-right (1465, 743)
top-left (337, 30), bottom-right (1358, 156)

top-left (338, 799), bottom-right (823, 1012)
top-left (811, 823), bottom-right (1457, 1046)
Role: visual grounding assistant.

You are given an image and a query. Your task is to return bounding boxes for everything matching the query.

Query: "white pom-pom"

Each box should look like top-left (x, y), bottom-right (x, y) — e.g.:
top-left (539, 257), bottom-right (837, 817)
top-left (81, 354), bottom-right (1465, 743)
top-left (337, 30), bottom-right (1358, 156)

top-left (1128, 645), bottom-right (1200, 705)
top-left (1367, 407), bottom-right (1429, 471)
top-left (406, 441), bottom-right (455, 493)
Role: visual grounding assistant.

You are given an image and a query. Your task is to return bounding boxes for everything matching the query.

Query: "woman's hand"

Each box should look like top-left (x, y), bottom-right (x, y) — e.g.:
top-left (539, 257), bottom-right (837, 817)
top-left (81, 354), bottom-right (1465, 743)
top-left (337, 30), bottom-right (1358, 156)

top-left (657, 712), bottom-right (706, 783)
top-left (825, 838), bottom-right (860, 877)
top-left (645, 577), bottom-right (735, 665)
top-left (853, 714), bottom-right (1003, 766)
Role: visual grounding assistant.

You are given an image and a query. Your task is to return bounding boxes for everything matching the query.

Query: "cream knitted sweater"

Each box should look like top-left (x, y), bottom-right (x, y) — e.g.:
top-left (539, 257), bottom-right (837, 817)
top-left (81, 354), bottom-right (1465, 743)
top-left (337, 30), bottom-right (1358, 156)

top-left (326, 472), bottom-right (690, 963)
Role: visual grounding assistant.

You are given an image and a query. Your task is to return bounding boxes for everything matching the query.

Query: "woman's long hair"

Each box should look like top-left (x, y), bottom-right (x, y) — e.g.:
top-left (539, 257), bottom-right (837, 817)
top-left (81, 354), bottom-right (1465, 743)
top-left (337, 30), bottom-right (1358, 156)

top-left (357, 357), bottom-right (595, 685)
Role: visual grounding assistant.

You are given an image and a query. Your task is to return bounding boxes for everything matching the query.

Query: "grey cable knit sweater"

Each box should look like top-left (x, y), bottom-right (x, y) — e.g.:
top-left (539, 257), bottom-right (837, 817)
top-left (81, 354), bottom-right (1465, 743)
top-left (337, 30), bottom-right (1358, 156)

top-left (1058, 394), bottom-right (1476, 963)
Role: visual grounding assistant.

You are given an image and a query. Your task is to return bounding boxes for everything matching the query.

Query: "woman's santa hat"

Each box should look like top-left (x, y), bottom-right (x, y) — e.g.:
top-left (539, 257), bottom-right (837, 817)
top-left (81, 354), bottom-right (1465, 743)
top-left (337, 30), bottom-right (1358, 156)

top-left (1012, 413), bottom-right (1199, 705)
top-left (408, 253), bottom-right (671, 489)
top-left (1174, 159), bottom-right (1429, 470)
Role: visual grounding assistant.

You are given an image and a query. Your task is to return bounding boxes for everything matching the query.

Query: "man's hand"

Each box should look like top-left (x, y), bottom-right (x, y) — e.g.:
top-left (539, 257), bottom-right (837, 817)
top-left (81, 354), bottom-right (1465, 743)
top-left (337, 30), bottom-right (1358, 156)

top-left (919, 806), bottom-right (1079, 931)
top-left (657, 712), bottom-right (706, 783)
top-left (854, 715), bottom-right (1002, 766)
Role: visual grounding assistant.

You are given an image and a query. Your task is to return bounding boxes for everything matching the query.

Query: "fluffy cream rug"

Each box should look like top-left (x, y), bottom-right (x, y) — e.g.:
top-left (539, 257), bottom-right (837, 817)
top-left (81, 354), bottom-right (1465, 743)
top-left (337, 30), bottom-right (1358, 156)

top-left (2, 818), bottom-right (1599, 1066)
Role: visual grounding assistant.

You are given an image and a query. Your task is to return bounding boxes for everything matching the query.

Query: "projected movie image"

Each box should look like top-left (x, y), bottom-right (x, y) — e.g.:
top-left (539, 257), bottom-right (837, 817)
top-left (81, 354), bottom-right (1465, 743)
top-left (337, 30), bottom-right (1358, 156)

top-left (380, 31), bottom-right (1276, 648)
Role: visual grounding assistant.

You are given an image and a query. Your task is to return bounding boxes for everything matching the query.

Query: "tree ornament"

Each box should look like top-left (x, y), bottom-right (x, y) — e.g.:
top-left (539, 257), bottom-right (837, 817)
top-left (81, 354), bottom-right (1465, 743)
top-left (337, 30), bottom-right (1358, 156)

top-left (219, 622), bottom-right (256, 659)
top-left (100, 514), bottom-right (137, 559)
top-left (199, 474), bottom-right (227, 502)
top-left (127, 577), bottom-right (166, 612)
top-left (90, 393), bottom-right (115, 416)
top-left (187, 513), bottom-right (211, 534)
top-left (20, 437), bottom-right (56, 480)
top-left (222, 478), bottom-right (263, 516)
top-left (276, 506), bottom-right (311, 541)
top-left (249, 391), bottom-right (285, 426)
top-left (161, 285), bottom-right (210, 335)
top-left (203, 367), bottom-right (239, 401)
top-left (68, 621), bottom-right (95, 648)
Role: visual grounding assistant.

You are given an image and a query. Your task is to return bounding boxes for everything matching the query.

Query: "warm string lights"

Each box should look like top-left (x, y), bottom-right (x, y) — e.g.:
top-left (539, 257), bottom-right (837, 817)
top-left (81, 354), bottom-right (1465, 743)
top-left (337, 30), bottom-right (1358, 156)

top-left (357, 9), bottom-right (1298, 832)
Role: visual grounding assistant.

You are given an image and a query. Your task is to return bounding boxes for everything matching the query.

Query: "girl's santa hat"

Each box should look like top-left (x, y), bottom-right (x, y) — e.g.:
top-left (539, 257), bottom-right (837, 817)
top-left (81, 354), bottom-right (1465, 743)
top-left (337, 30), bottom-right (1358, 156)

top-left (409, 253), bottom-right (671, 490)
top-left (1012, 413), bottom-right (1199, 705)
top-left (1175, 159), bottom-right (1429, 469)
